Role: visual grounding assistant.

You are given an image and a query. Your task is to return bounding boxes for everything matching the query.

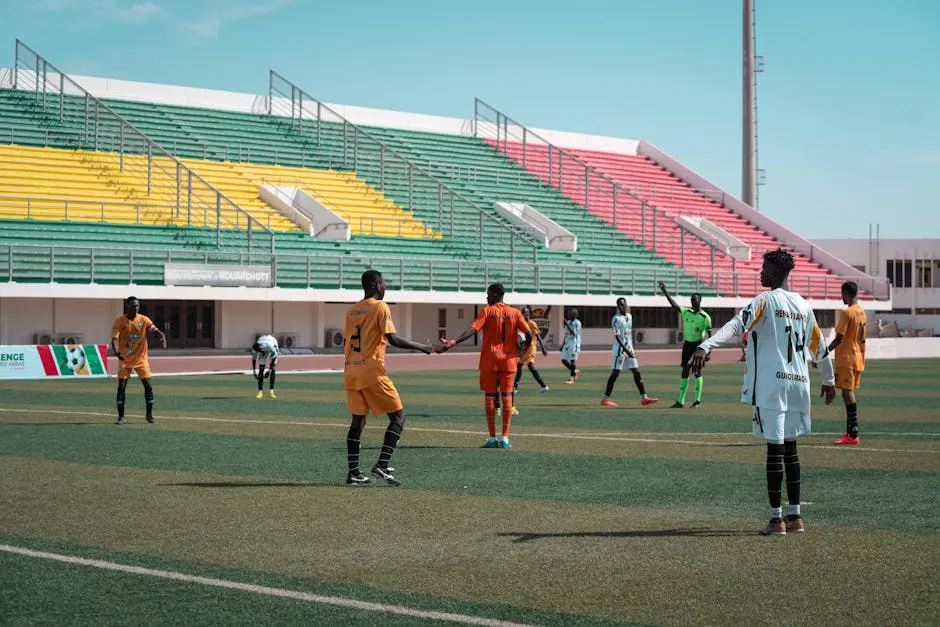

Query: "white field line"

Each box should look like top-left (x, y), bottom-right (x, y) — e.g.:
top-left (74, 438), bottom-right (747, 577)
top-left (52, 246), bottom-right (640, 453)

top-left (0, 408), bottom-right (937, 454)
top-left (0, 544), bottom-right (535, 627)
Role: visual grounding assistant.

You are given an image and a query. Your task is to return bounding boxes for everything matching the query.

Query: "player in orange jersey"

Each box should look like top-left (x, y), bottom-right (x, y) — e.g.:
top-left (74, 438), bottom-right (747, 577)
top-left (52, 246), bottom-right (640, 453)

top-left (513, 305), bottom-right (550, 404)
top-left (110, 296), bottom-right (166, 425)
top-left (436, 283), bottom-right (532, 449)
top-left (829, 281), bottom-right (867, 445)
top-left (343, 270), bottom-right (434, 486)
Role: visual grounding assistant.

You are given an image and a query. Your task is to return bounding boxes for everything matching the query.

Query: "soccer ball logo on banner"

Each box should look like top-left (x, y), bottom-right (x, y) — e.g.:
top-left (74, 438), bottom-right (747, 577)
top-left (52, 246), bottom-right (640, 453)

top-left (66, 345), bottom-right (87, 374)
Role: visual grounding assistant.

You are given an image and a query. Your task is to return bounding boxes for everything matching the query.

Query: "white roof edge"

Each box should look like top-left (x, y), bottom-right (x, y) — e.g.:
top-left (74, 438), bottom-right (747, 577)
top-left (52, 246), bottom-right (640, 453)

top-left (1, 68), bottom-right (640, 155)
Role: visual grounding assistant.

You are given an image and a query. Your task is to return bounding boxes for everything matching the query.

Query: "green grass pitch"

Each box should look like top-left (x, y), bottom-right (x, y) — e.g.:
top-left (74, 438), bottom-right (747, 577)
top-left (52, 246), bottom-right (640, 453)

top-left (1, 359), bottom-right (938, 626)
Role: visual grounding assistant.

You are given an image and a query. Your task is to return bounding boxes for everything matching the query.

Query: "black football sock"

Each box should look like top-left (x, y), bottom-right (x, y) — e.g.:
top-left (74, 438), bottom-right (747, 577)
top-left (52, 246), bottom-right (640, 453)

top-left (846, 403), bottom-right (858, 437)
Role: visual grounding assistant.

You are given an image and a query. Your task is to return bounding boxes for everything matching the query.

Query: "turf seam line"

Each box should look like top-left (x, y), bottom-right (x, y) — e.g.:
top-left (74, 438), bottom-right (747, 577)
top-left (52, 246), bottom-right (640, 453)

top-left (0, 544), bottom-right (536, 627)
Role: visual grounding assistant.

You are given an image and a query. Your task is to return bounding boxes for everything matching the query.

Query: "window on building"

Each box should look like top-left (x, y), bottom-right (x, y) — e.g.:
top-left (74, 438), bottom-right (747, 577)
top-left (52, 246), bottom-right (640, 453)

top-left (915, 260), bottom-right (934, 288)
top-left (886, 260), bottom-right (912, 288)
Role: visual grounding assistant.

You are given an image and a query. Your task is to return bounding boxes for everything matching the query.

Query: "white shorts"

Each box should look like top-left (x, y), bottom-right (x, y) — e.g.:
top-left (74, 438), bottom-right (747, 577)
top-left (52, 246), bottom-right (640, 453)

top-left (561, 345), bottom-right (580, 361)
top-left (752, 406), bottom-right (810, 443)
top-left (612, 347), bottom-right (638, 371)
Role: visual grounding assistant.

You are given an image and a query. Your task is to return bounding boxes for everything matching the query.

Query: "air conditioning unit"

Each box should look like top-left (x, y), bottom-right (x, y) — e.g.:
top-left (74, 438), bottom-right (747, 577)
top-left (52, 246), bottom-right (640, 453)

top-left (33, 331), bottom-right (54, 345)
top-left (669, 329), bottom-right (684, 344)
top-left (59, 333), bottom-right (84, 345)
top-left (277, 334), bottom-right (298, 349)
top-left (634, 329), bottom-right (646, 344)
top-left (324, 328), bottom-right (344, 349)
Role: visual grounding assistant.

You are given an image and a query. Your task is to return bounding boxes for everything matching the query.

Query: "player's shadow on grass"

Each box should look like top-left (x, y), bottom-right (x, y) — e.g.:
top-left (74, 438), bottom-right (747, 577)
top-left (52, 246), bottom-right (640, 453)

top-left (161, 480), bottom-right (336, 488)
top-left (498, 528), bottom-right (751, 543)
top-left (200, 396), bottom-right (251, 400)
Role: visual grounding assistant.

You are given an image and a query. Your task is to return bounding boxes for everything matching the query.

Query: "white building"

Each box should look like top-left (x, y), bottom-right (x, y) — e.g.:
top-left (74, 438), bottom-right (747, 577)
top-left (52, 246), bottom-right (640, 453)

top-left (813, 238), bottom-right (940, 334)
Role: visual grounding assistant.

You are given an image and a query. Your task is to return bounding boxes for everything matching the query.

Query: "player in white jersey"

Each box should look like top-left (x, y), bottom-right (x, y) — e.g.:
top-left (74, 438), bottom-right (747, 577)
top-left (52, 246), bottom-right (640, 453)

top-left (251, 334), bottom-right (280, 399)
top-left (692, 249), bottom-right (836, 536)
top-left (560, 309), bottom-right (582, 383)
top-left (600, 297), bottom-right (658, 407)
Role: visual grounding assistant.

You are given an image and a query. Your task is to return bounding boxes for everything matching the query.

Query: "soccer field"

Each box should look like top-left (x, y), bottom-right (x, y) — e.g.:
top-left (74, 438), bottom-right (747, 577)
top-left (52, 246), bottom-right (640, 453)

top-left (1, 359), bottom-right (938, 626)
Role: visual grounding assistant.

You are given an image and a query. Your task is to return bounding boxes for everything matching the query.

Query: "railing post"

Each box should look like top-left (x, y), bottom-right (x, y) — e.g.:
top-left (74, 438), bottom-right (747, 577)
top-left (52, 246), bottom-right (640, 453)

top-left (58, 73), bottom-right (64, 122)
top-left (187, 171), bottom-right (193, 226)
top-left (522, 127), bottom-right (527, 168)
top-left (584, 169), bottom-right (589, 208)
top-left (146, 144), bottom-right (152, 196)
top-left (438, 183), bottom-right (443, 233)
top-left (353, 127), bottom-right (358, 171)
top-left (651, 208), bottom-right (657, 251)
top-left (342, 122), bottom-right (348, 166)
top-left (680, 229), bottom-right (685, 268)
top-left (267, 71), bottom-right (273, 115)
top-left (612, 184), bottom-right (618, 228)
top-left (119, 124), bottom-right (124, 171)
top-left (379, 145), bottom-right (384, 189)
top-left (408, 166), bottom-right (413, 213)
top-left (548, 145), bottom-right (553, 188)
top-left (216, 195), bottom-right (221, 248)
top-left (175, 162), bottom-right (182, 221)
top-left (640, 202), bottom-right (646, 245)
top-left (561, 266), bottom-right (566, 293)
top-left (316, 101), bottom-right (322, 147)
top-left (449, 191), bottom-right (455, 237)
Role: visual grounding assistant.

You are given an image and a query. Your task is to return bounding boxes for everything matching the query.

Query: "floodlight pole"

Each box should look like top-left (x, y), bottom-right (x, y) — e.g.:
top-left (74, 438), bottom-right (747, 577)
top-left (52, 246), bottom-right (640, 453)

top-left (742, 0), bottom-right (757, 209)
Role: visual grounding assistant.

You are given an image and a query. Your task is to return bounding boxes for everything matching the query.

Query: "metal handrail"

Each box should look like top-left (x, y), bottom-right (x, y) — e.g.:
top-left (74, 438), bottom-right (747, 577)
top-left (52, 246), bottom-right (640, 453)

top-left (473, 98), bottom-right (730, 263)
top-left (267, 70), bottom-right (541, 260)
top-left (0, 240), bottom-right (891, 300)
top-left (9, 39), bottom-right (275, 252)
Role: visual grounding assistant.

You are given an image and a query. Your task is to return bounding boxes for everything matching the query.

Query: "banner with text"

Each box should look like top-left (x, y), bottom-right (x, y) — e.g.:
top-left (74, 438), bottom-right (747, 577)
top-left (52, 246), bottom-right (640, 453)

top-left (165, 264), bottom-right (273, 287)
top-left (0, 345), bottom-right (109, 380)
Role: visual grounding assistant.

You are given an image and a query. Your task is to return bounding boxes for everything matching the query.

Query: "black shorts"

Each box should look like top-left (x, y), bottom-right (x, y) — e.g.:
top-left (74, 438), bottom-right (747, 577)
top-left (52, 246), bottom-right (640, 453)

top-left (681, 340), bottom-right (702, 367)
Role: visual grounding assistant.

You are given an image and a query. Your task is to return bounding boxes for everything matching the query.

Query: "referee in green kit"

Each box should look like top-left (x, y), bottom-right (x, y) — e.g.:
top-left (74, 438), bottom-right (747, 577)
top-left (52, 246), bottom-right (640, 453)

top-left (660, 282), bottom-right (712, 408)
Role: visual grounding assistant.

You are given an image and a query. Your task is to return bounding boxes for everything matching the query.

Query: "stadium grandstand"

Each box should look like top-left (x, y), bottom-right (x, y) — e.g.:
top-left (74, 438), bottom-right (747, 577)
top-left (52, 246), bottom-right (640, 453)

top-left (0, 39), bottom-right (891, 350)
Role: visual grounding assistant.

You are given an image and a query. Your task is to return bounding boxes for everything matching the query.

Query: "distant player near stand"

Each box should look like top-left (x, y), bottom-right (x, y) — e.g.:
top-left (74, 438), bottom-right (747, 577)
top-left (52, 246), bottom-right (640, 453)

top-left (660, 282), bottom-right (712, 408)
top-left (251, 334), bottom-right (279, 399)
top-left (436, 283), bottom-right (532, 449)
top-left (691, 249), bottom-right (836, 535)
top-left (343, 270), bottom-right (433, 486)
top-left (600, 297), bottom-right (658, 407)
top-left (829, 281), bottom-right (867, 445)
top-left (110, 296), bottom-right (167, 425)
top-left (560, 308), bottom-right (582, 384)
top-left (512, 306), bottom-right (550, 412)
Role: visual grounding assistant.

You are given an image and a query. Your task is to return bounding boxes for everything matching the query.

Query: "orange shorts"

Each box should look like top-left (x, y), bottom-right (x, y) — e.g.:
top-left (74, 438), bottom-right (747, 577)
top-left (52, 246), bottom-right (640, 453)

top-left (479, 369), bottom-right (515, 394)
top-left (347, 376), bottom-right (403, 416)
top-left (519, 350), bottom-right (536, 366)
top-left (834, 367), bottom-right (862, 391)
top-left (118, 363), bottom-right (152, 380)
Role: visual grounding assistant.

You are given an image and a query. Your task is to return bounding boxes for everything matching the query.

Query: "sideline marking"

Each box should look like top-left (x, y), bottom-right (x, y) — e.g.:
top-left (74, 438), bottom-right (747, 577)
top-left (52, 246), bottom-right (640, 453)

top-left (0, 408), bottom-right (937, 454)
top-left (0, 544), bottom-right (536, 627)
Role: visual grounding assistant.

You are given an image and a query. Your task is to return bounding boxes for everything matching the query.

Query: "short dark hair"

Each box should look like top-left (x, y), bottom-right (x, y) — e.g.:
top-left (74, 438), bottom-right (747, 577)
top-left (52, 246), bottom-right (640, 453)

top-left (487, 283), bottom-right (505, 300)
top-left (124, 296), bottom-right (138, 305)
top-left (616, 297), bottom-right (627, 307)
top-left (763, 248), bottom-right (795, 274)
top-left (361, 269), bottom-right (382, 290)
top-left (841, 281), bottom-right (858, 298)
top-left (252, 342), bottom-right (262, 352)
top-left (691, 292), bottom-right (702, 300)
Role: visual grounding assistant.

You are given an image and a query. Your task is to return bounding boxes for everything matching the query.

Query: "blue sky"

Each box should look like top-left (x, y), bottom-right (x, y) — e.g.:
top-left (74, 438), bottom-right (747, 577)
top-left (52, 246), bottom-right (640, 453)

top-left (3, 0), bottom-right (938, 239)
